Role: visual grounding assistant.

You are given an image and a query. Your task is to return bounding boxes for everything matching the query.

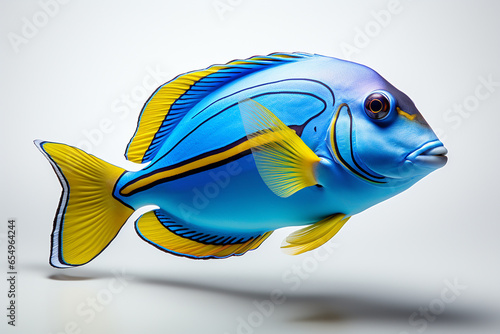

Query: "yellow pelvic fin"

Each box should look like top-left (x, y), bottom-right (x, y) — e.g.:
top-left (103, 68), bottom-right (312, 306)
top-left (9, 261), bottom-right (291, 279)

top-left (281, 214), bottom-right (350, 255)
top-left (238, 98), bottom-right (321, 198)
top-left (135, 211), bottom-right (272, 259)
top-left (35, 141), bottom-right (134, 268)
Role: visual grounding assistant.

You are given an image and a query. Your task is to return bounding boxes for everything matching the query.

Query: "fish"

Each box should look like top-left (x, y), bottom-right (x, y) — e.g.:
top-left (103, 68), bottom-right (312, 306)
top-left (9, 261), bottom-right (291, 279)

top-left (35, 52), bottom-right (447, 268)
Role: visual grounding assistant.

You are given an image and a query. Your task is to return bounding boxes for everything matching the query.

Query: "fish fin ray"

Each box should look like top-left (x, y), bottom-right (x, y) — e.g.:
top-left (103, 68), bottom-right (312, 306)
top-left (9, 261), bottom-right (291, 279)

top-left (238, 98), bottom-right (321, 198)
top-left (135, 210), bottom-right (272, 259)
top-left (125, 53), bottom-right (312, 163)
top-left (281, 214), bottom-right (350, 255)
top-left (35, 140), bottom-right (134, 268)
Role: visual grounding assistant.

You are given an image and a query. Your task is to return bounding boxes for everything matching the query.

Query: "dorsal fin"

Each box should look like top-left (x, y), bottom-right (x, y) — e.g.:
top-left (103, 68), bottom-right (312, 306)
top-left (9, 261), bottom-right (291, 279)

top-left (125, 52), bottom-right (312, 163)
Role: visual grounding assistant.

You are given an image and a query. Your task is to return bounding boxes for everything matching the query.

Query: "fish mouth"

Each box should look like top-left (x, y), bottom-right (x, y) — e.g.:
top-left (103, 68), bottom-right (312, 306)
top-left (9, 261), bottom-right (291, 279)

top-left (406, 140), bottom-right (448, 169)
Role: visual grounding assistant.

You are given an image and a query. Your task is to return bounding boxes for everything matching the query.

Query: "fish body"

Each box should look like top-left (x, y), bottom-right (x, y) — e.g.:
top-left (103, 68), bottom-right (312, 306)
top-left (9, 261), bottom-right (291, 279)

top-left (35, 53), bottom-right (447, 268)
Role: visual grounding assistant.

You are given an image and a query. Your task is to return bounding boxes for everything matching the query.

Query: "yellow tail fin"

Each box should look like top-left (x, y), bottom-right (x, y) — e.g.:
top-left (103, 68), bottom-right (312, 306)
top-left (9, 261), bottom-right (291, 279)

top-left (35, 140), bottom-right (134, 268)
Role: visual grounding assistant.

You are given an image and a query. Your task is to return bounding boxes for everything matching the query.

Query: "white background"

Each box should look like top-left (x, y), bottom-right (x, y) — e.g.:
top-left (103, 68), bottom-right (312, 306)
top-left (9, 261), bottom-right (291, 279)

top-left (1, 1), bottom-right (499, 333)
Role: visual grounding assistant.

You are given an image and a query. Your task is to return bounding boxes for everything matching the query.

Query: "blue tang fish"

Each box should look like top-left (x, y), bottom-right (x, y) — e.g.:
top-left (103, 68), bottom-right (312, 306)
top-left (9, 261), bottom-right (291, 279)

top-left (35, 53), bottom-right (447, 268)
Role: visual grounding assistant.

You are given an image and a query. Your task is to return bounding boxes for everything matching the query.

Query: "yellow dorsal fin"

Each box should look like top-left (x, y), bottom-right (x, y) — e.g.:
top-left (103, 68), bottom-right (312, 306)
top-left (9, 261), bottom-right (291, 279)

top-left (281, 214), bottom-right (350, 255)
top-left (125, 65), bottom-right (225, 163)
top-left (125, 53), bottom-right (312, 163)
top-left (238, 98), bottom-right (321, 198)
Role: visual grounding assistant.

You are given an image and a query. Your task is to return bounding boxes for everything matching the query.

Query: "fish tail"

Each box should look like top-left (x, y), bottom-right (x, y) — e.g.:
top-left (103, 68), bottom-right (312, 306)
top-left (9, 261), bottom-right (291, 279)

top-left (35, 140), bottom-right (135, 268)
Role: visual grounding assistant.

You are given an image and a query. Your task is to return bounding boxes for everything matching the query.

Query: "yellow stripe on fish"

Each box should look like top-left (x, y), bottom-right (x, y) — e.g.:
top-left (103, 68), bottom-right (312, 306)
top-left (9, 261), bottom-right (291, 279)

top-left (121, 132), bottom-right (278, 196)
top-left (121, 99), bottom-right (322, 198)
top-left (396, 107), bottom-right (417, 121)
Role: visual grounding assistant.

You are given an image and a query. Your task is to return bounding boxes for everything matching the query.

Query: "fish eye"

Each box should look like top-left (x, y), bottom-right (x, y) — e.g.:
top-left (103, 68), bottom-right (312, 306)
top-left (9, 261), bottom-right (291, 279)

top-left (364, 92), bottom-right (391, 120)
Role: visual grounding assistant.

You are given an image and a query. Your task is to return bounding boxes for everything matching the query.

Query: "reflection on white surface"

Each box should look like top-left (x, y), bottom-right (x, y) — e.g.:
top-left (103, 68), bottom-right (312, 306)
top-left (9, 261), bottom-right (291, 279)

top-left (12, 260), bottom-right (499, 334)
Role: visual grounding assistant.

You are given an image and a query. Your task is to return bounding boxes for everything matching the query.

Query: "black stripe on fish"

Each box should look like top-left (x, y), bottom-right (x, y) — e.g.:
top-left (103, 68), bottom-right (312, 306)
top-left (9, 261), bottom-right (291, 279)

top-left (192, 78), bottom-right (335, 119)
top-left (119, 95), bottom-right (328, 197)
top-left (332, 103), bottom-right (386, 184)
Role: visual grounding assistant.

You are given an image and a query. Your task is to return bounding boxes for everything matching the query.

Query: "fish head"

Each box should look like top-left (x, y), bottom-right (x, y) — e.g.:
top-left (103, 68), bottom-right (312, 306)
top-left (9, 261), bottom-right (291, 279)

top-left (328, 66), bottom-right (447, 186)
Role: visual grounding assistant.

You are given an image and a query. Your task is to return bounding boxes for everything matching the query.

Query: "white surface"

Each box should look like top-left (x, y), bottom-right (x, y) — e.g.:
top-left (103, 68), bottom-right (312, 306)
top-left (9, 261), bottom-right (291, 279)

top-left (1, 0), bottom-right (499, 333)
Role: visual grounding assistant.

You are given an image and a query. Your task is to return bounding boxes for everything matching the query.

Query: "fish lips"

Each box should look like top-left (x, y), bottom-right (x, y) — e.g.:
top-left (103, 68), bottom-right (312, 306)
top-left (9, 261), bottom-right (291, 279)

top-left (405, 140), bottom-right (448, 170)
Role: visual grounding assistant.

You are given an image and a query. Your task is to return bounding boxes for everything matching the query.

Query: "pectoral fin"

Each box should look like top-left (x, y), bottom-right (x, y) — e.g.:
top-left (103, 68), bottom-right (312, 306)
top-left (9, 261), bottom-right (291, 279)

top-left (281, 214), bottom-right (350, 255)
top-left (238, 98), bottom-right (321, 198)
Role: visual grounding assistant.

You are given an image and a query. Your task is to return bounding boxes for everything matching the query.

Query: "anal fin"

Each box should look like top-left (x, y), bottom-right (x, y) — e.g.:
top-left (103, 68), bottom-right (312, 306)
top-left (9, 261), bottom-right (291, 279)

top-left (281, 214), bottom-right (350, 255)
top-left (135, 210), bottom-right (272, 259)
